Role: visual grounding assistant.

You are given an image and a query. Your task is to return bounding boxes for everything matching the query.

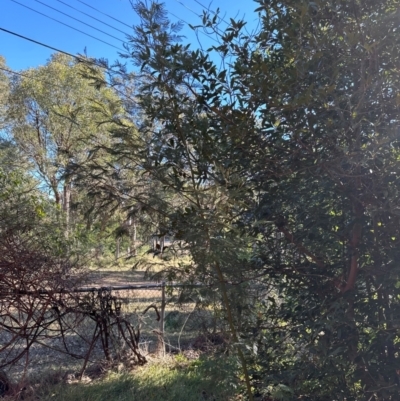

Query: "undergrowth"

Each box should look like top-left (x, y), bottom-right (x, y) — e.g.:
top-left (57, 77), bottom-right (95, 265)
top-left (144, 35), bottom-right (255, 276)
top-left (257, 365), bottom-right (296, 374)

top-left (22, 353), bottom-right (240, 401)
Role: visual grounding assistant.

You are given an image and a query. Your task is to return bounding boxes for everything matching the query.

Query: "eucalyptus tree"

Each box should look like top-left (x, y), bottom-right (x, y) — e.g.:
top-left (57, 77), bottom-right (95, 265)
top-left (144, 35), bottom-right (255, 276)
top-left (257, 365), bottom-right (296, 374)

top-left (82, 3), bottom-right (261, 397)
top-left (7, 53), bottom-right (120, 233)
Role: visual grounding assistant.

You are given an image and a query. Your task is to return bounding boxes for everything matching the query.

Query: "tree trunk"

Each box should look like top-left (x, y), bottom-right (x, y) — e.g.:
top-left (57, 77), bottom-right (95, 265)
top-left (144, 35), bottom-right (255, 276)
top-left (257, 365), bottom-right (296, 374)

top-left (132, 219), bottom-right (137, 256)
top-left (115, 238), bottom-right (120, 260)
top-left (63, 182), bottom-right (71, 236)
top-left (50, 176), bottom-right (61, 206)
top-left (127, 217), bottom-right (137, 256)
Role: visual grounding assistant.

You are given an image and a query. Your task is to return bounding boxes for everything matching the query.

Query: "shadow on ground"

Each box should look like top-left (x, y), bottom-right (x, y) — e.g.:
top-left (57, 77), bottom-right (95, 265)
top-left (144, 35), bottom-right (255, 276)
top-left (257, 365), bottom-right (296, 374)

top-left (29, 354), bottom-right (239, 401)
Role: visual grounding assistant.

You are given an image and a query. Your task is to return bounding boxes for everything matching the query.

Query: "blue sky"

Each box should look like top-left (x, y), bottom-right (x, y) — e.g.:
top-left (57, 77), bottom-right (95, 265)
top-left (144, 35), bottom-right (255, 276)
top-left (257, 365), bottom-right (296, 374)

top-left (1, 0), bottom-right (259, 72)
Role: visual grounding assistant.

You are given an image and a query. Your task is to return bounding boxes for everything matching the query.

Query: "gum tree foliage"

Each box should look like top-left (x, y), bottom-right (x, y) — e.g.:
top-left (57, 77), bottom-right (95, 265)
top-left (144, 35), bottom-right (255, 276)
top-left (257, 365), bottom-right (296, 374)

top-left (73, 65), bottom-right (185, 259)
top-left (84, 0), bottom-right (400, 399)
top-left (0, 136), bottom-right (85, 283)
top-left (7, 53), bottom-right (120, 233)
top-left (69, 97), bottom-right (167, 258)
top-left (0, 140), bottom-right (85, 307)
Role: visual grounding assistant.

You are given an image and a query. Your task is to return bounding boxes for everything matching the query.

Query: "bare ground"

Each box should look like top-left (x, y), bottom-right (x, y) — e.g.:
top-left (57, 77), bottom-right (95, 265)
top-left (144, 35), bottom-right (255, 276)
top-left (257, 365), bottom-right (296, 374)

top-left (83, 270), bottom-right (157, 287)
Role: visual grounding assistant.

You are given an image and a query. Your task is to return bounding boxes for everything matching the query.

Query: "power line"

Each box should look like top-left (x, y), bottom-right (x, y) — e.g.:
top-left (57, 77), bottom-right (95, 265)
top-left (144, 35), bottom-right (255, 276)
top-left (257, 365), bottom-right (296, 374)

top-left (190, 0), bottom-right (230, 26)
top-left (0, 64), bottom-right (139, 126)
top-left (9, 0), bottom-right (125, 52)
top-left (0, 65), bottom-right (135, 108)
top-left (189, 0), bottom-right (259, 39)
top-left (167, 9), bottom-right (219, 44)
top-left (0, 66), bottom-right (28, 78)
top-left (175, 0), bottom-right (206, 22)
top-left (73, 0), bottom-right (218, 45)
top-left (0, 25), bottom-right (235, 130)
top-left (172, 0), bottom-right (222, 43)
top-left (174, 0), bottom-right (258, 50)
top-left (0, 65), bottom-right (72, 93)
top-left (34, 0), bottom-right (126, 43)
top-left (0, 27), bottom-right (110, 82)
top-left (73, 0), bottom-right (220, 46)
top-left (55, 0), bottom-right (130, 37)
top-left (0, 26), bottom-right (79, 60)
top-left (0, 27), bottom-right (138, 103)
top-left (76, 0), bottom-right (132, 29)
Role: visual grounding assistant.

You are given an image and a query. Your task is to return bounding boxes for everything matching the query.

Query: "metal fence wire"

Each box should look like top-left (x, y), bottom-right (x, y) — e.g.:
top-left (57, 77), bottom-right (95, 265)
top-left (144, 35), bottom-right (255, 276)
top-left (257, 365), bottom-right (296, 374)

top-left (0, 282), bottom-right (225, 378)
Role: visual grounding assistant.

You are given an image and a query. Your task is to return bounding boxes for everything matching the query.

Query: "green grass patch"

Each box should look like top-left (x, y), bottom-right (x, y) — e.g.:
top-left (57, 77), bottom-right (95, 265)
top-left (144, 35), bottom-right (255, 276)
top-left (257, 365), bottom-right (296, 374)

top-left (30, 354), bottom-right (239, 401)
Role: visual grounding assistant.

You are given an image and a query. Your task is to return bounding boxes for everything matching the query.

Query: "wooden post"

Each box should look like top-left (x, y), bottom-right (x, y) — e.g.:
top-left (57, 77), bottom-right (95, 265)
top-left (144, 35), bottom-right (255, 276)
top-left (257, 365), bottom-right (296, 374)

top-left (159, 281), bottom-right (166, 356)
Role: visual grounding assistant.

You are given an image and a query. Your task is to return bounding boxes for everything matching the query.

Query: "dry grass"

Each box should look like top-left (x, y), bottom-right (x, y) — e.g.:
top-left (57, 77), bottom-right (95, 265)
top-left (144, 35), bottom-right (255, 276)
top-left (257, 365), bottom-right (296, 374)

top-left (14, 353), bottom-right (240, 401)
top-left (86, 244), bottom-right (194, 283)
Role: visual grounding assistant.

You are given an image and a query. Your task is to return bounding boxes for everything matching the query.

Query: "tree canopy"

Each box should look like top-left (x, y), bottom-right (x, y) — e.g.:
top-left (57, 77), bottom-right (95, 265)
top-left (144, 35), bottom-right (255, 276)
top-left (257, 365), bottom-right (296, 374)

top-left (7, 53), bottom-right (121, 232)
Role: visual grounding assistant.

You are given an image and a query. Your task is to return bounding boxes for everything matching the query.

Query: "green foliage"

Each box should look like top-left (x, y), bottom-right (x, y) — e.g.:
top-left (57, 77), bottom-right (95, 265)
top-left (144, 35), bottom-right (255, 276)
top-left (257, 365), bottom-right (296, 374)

top-left (2, 168), bottom-right (60, 250)
top-left (32, 355), bottom-right (238, 401)
top-left (49, 0), bottom-right (400, 399)
top-left (0, 143), bottom-right (87, 293)
top-left (0, 56), bottom-right (9, 129)
top-left (240, 1), bottom-right (400, 399)
top-left (6, 53), bottom-right (121, 238)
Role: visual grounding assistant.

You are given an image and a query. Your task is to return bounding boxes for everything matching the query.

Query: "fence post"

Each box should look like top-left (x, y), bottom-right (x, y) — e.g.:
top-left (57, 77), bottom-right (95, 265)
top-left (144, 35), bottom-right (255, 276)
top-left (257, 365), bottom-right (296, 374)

top-left (159, 281), bottom-right (166, 356)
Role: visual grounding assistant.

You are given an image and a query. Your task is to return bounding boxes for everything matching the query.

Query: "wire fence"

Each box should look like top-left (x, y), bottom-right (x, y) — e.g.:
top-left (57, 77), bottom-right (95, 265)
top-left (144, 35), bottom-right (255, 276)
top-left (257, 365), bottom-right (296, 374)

top-left (0, 282), bottom-right (225, 380)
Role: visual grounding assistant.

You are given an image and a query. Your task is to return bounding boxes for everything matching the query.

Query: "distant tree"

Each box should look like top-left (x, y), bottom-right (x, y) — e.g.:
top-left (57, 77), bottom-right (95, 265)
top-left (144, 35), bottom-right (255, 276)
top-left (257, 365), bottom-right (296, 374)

top-left (7, 53), bottom-right (120, 233)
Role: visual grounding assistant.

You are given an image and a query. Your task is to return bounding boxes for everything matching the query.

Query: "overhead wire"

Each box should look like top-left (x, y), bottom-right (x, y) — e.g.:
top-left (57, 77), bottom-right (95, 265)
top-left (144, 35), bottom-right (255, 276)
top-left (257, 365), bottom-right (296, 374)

top-left (9, 0), bottom-right (125, 52)
top-left (55, 0), bottom-right (131, 37)
top-left (174, 0), bottom-right (218, 28)
top-left (0, 62), bottom-right (140, 129)
top-left (191, 0), bottom-right (230, 26)
top-left (168, 9), bottom-right (219, 44)
top-left (0, 65), bottom-right (140, 123)
top-left (167, 6), bottom-right (218, 46)
top-left (178, 0), bottom-right (259, 44)
top-left (0, 65), bottom-right (77, 93)
top-left (190, 0), bottom-right (261, 38)
top-left (0, 3), bottom-right (234, 109)
top-left (72, 0), bottom-right (249, 45)
top-left (33, 0), bottom-right (126, 43)
top-left (2, 0), bottom-right (239, 85)
top-left (74, 0), bottom-right (220, 44)
top-left (0, 22), bottom-right (231, 119)
top-left (0, 13), bottom-right (240, 129)
top-left (76, 0), bottom-right (132, 29)
top-left (0, 26), bottom-right (82, 60)
top-left (0, 27), bottom-right (137, 104)
top-left (0, 0), bottom-right (251, 134)
top-left (173, 0), bottom-right (237, 45)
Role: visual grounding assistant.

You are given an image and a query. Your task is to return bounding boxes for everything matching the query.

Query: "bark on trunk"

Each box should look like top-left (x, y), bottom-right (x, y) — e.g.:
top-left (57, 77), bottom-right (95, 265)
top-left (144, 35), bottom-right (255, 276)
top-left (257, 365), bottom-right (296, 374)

top-left (127, 218), bottom-right (137, 257)
top-left (63, 182), bottom-right (71, 236)
top-left (50, 177), bottom-right (61, 206)
top-left (115, 238), bottom-right (120, 260)
top-left (131, 219), bottom-right (137, 256)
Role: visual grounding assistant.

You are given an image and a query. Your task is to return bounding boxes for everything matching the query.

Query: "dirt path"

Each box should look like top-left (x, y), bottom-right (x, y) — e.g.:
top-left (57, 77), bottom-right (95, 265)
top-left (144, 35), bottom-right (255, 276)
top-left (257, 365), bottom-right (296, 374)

top-left (83, 270), bottom-right (158, 287)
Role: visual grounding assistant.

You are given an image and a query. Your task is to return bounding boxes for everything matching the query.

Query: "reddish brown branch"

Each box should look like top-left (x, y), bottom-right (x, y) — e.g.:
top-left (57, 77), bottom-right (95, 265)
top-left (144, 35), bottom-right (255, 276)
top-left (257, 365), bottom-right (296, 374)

top-left (276, 224), bottom-right (326, 268)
